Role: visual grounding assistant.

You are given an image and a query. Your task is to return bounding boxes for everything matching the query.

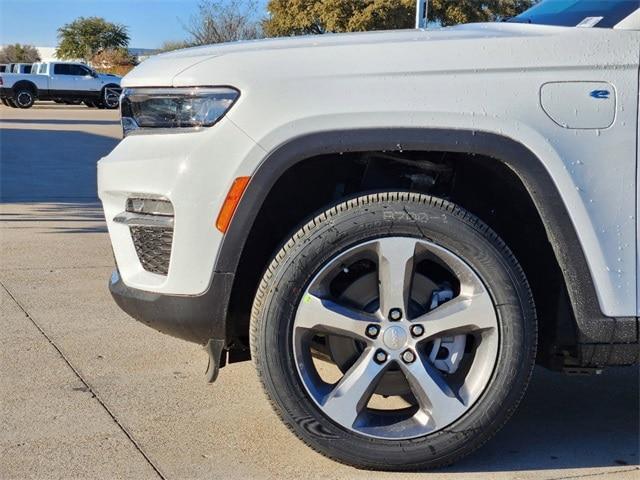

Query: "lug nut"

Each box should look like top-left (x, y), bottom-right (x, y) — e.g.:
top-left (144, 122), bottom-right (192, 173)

top-left (410, 324), bottom-right (424, 337)
top-left (389, 308), bottom-right (403, 321)
top-left (374, 349), bottom-right (388, 364)
top-left (401, 349), bottom-right (416, 364)
top-left (366, 324), bottom-right (380, 339)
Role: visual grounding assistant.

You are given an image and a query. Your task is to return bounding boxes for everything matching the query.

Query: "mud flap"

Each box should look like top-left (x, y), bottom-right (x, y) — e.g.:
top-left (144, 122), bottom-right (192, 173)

top-left (204, 339), bottom-right (226, 383)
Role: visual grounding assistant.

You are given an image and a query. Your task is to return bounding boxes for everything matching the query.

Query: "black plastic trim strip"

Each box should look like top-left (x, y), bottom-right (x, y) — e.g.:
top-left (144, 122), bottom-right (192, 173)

top-left (109, 270), bottom-right (233, 345)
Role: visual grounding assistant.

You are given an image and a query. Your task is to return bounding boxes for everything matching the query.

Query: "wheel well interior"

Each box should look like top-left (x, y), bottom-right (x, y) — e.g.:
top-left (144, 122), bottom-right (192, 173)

top-left (226, 151), bottom-right (578, 368)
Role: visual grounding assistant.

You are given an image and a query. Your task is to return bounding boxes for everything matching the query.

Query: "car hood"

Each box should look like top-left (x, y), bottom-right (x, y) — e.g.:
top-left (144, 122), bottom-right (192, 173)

top-left (123, 23), bottom-right (566, 87)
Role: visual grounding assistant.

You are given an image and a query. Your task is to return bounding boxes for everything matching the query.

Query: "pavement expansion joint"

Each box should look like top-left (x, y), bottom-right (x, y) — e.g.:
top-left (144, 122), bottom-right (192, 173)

top-left (0, 280), bottom-right (168, 480)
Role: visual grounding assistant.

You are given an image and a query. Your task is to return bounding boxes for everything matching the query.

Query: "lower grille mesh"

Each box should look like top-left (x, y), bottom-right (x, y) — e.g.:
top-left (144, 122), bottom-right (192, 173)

top-left (130, 226), bottom-right (173, 275)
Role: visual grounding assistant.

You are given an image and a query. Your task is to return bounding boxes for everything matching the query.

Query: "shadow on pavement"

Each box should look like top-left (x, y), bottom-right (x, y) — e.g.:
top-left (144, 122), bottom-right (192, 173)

top-left (0, 129), bottom-right (119, 202)
top-left (0, 203), bottom-right (107, 234)
top-left (446, 366), bottom-right (639, 473)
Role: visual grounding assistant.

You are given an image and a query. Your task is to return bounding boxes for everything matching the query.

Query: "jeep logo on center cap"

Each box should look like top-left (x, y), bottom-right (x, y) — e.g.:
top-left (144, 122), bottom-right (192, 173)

top-left (383, 325), bottom-right (408, 350)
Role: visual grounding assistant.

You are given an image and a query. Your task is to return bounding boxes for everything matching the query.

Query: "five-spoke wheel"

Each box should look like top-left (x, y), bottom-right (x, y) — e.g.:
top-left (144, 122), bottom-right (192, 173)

top-left (293, 237), bottom-right (499, 439)
top-left (251, 192), bottom-right (536, 470)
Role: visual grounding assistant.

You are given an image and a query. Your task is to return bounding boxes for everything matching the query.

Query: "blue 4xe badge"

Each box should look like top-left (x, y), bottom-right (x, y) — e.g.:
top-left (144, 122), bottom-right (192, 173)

top-left (590, 90), bottom-right (610, 100)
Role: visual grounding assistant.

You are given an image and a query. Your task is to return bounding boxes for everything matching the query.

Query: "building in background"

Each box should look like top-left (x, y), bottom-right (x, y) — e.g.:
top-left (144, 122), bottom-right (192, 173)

top-left (34, 46), bottom-right (58, 61)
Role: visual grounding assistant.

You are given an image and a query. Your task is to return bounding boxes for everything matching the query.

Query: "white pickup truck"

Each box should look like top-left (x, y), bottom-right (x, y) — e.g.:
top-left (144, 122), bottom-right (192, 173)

top-left (0, 61), bottom-right (121, 109)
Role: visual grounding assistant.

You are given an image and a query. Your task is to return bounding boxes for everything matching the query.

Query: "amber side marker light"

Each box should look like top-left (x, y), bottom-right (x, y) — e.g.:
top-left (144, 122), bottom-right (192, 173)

top-left (216, 176), bottom-right (251, 233)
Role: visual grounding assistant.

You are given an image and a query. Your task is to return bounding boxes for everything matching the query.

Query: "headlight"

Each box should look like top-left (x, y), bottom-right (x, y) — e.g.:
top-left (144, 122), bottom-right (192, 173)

top-left (120, 87), bottom-right (239, 137)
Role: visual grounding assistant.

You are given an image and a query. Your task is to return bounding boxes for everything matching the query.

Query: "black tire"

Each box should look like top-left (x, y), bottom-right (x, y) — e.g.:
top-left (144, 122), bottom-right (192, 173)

top-left (250, 192), bottom-right (537, 471)
top-left (1, 98), bottom-right (9, 106)
top-left (7, 98), bottom-right (18, 108)
top-left (14, 87), bottom-right (35, 108)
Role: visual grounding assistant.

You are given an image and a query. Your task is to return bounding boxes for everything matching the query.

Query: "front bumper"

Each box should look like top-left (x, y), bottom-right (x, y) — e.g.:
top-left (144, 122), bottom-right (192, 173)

top-left (109, 269), bottom-right (234, 344)
top-left (98, 116), bottom-right (261, 296)
top-left (99, 115), bottom-right (266, 347)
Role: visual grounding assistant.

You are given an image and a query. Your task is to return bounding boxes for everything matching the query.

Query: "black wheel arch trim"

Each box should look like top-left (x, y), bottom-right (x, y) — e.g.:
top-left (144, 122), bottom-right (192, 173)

top-left (217, 128), bottom-right (638, 348)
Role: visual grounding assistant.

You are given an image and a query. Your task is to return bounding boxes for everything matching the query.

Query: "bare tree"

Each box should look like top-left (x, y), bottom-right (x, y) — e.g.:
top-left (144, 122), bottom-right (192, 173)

top-left (0, 44), bottom-right (41, 63)
top-left (184, 0), bottom-right (263, 45)
top-left (158, 40), bottom-right (193, 53)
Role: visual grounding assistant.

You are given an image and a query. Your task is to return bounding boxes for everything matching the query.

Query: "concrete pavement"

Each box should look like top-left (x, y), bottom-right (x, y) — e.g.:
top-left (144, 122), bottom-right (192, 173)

top-left (1, 103), bottom-right (638, 479)
top-left (0, 103), bottom-right (120, 202)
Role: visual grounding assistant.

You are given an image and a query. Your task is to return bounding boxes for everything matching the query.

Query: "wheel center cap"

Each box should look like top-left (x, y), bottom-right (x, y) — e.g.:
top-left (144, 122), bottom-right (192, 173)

top-left (382, 325), bottom-right (408, 350)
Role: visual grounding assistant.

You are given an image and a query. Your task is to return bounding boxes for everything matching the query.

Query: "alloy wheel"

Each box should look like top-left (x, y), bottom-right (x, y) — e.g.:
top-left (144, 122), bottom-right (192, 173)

top-left (292, 237), bottom-right (499, 440)
top-left (104, 89), bottom-right (120, 109)
top-left (16, 91), bottom-right (33, 107)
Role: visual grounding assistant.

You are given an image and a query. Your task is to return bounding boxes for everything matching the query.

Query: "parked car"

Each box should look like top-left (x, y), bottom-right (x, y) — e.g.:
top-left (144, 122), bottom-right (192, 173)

top-left (98, 0), bottom-right (640, 471)
top-left (0, 61), bottom-right (121, 108)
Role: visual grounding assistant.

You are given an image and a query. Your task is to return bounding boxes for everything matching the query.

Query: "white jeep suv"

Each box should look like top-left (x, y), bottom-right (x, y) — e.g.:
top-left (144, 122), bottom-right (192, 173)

top-left (98, 0), bottom-right (640, 470)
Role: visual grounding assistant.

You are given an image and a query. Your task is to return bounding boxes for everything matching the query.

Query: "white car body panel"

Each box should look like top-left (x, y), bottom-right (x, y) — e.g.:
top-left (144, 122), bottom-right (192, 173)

top-left (102, 23), bottom-right (639, 317)
top-left (98, 118), bottom-right (265, 294)
top-left (48, 71), bottom-right (76, 91)
top-left (0, 71), bottom-right (49, 90)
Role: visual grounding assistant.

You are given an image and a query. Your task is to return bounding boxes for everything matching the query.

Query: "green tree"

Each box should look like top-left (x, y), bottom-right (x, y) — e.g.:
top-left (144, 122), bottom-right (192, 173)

top-left (56, 17), bottom-right (130, 61)
top-left (264, 0), bottom-right (415, 36)
top-left (429, 0), bottom-right (535, 26)
top-left (263, 0), bottom-right (536, 36)
top-left (0, 44), bottom-right (41, 63)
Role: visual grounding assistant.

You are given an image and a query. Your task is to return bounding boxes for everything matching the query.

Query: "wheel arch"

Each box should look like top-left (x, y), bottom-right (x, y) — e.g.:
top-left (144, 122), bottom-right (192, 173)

top-left (12, 80), bottom-right (38, 96)
top-left (217, 128), bottom-right (637, 355)
top-left (102, 82), bottom-right (121, 91)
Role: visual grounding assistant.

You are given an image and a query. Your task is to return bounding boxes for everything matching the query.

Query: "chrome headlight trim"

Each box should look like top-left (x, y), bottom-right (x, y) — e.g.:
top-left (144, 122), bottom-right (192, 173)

top-left (120, 86), bottom-right (240, 137)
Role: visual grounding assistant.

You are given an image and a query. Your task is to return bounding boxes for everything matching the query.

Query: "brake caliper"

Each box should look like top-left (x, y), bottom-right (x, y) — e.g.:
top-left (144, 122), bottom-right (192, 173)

top-left (428, 285), bottom-right (467, 374)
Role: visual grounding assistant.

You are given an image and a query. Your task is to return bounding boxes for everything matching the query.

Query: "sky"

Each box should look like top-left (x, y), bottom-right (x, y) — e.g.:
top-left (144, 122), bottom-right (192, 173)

top-left (0, 0), bottom-right (268, 49)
